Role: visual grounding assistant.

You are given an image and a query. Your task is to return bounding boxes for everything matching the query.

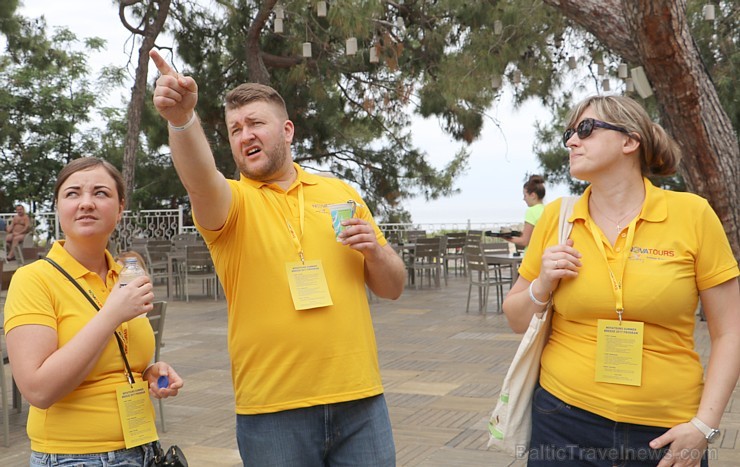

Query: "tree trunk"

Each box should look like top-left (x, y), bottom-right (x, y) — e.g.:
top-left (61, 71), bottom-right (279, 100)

top-left (120, 0), bottom-right (172, 209)
top-left (544, 0), bottom-right (740, 258)
top-left (244, 0), bottom-right (278, 85)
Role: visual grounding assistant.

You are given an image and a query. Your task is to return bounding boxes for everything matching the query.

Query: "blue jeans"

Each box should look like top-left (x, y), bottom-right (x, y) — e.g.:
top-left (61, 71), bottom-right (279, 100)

top-left (236, 394), bottom-right (396, 466)
top-left (30, 442), bottom-right (158, 466)
top-left (527, 385), bottom-right (709, 466)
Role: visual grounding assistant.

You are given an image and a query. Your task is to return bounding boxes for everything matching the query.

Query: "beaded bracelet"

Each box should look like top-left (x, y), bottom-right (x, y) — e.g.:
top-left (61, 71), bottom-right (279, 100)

top-left (168, 112), bottom-right (197, 132)
top-left (528, 278), bottom-right (552, 307)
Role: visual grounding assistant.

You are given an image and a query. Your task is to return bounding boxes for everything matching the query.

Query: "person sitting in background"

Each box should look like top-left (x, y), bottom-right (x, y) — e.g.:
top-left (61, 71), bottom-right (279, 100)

top-left (504, 174), bottom-right (545, 254)
top-left (6, 204), bottom-right (32, 261)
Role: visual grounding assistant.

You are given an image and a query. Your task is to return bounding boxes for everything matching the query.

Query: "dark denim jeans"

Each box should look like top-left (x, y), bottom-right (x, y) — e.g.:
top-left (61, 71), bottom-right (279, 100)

top-left (527, 385), bottom-right (710, 466)
top-left (236, 394), bottom-right (395, 466)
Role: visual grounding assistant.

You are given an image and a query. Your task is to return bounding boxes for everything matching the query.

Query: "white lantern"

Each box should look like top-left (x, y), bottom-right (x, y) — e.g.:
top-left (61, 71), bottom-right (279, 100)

top-left (568, 56), bottom-right (577, 70)
top-left (630, 66), bottom-right (653, 98)
top-left (512, 70), bottom-right (521, 84)
top-left (317, 1), bottom-right (327, 18)
top-left (703, 4), bottom-right (715, 21)
top-left (274, 18), bottom-right (284, 33)
top-left (302, 42), bottom-right (312, 58)
top-left (618, 63), bottom-right (628, 79)
top-left (369, 45), bottom-right (379, 63)
top-left (493, 20), bottom-right (503, 35)
top-left (346, 37), bottom-right (358, 56)
top-left (625, 77), bottom-right (635, 93)
top-left (396, 17), bottom-right (404, 29)
top-left (275, 5), bottom-right (285, 20)
top-left (602, 79), bottom-right (610, 92)
top-left (597, 63), bottom-right (605, 76)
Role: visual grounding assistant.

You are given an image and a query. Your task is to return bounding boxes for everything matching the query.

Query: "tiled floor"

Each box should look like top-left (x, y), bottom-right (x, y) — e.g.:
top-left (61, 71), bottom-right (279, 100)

top-left (1, 273), bottom-right (738, 466)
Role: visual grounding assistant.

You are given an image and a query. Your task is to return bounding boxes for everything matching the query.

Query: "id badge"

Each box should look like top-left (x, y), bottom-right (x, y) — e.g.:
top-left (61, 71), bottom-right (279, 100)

top-left (115, 381), bottom-right (158, 448)
top-left (595, 319), bottom-right (644, 386)
top-left (286, 260), bottom-right (333, 310)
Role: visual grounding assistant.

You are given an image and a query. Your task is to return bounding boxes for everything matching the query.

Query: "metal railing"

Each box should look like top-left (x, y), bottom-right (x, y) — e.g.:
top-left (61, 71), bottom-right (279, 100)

top-left (2, 208), bottom-right (512, 250)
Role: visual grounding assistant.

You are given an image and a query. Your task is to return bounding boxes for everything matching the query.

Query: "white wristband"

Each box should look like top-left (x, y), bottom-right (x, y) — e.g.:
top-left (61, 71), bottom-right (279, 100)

top-left (528, 278), bottom-right (552, 307)
top-left (168, 112), bottom-right (197, 132)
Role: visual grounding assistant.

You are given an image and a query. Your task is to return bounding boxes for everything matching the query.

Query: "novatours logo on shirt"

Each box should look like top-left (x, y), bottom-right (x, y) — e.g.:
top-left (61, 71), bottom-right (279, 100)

top-left (629, 246), bottom-right (676, 262)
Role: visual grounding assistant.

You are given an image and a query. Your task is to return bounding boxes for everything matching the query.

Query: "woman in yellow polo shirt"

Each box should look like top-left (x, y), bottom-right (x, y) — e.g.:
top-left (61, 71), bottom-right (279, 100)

top-left (4, 157), bottom-right (183, 466)
top-left (502, 95), bottom-right (739, 466)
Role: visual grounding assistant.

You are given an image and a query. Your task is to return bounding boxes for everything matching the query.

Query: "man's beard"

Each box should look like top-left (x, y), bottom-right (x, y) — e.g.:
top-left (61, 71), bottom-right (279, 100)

top-left (236, 138), bottom-right (289, 182)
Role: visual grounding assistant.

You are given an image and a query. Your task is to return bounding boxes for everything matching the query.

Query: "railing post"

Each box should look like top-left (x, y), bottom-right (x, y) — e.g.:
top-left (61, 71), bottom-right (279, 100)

top-left (178, 205), bottom-right (184, 234)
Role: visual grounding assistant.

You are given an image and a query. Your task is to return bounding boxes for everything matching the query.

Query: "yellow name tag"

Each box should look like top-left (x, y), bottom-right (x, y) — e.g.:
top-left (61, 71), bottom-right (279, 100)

top-left (286, 260), bottom-right (333, 310)
top-left (116, 381), bottom-right (158, 448)
top-left (595, 319), bottom-right (644, 386)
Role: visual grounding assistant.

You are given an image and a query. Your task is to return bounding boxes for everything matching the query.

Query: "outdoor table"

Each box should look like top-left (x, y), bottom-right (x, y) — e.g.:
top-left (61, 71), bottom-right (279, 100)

top-left (484, 252), bottom-right (523, 283)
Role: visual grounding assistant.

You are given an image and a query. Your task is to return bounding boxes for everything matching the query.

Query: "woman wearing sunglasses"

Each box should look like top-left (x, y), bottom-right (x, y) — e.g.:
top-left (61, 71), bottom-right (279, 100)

top-left (502, 95), bottom-right (739, 466)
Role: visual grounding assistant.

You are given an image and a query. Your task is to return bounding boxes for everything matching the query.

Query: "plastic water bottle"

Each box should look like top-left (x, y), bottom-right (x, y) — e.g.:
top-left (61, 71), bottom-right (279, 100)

top-left (120, 257), bottom-right (147, 318)
top-left (119, 257), bottom-right (145, 287)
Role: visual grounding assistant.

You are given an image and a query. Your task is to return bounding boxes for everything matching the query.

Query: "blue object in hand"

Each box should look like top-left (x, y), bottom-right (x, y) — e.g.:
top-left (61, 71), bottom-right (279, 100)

top-left (157, 375), bottom-right (169, 389)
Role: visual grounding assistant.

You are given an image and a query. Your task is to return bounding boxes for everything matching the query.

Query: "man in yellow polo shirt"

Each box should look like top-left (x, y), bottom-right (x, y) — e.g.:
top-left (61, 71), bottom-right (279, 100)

top-left (150, 51), bottom-right (406, 466)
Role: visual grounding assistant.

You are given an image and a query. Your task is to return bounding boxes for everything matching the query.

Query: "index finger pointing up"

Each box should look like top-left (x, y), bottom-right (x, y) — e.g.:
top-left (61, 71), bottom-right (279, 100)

top-left (149, 49), bottom-right (175, 76)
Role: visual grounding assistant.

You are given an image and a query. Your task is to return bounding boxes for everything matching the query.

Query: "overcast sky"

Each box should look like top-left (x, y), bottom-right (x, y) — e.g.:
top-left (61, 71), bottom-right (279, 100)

top-left (16, 0), bottom-right (575, 226)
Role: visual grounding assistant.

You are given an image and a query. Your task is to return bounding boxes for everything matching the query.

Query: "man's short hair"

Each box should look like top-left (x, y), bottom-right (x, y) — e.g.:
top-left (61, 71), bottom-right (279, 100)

top-left (224, 83), bottom-right (289, 119)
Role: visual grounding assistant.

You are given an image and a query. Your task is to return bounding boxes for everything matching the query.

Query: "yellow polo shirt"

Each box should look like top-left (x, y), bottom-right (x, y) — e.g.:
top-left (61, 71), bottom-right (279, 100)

top-left (194, 164), bottom-right (386, 414)
top-left (520, 179), bottom-right (739, 427)
top-left (4, 242), bottom-right (156, 453)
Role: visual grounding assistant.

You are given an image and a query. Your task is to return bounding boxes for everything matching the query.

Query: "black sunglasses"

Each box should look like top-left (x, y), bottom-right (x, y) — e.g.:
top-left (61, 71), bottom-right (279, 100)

top-left (562, 118), bottom-right (632, 148)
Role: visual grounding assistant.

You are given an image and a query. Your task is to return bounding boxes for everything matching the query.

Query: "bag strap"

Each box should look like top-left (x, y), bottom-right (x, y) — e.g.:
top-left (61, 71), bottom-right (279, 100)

top-left (43, 257), bottom-right (135, 385)
top-left (558, 196), bottom-right (578, 244)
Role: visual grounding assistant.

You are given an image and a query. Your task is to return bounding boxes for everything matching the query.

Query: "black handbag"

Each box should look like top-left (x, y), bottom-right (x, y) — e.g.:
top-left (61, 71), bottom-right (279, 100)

top-left (152, 444), bottom-right (188, 467)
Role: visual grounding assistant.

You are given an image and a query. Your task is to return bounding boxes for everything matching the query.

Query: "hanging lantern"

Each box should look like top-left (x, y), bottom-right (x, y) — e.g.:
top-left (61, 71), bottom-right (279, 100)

top-left (274, 18), bottom-right (284, 33)
top-left (512, 70), bottom-right (522, 85)
top-left (597, 63), bottom-right (605, 76)
top-left (302, 42), bottom-right (312, 58)
top-left (625, 77), bottom-right (635, 93)
top-left (346, 37), bottom-right (358, 56)
top-left (568, 56), bottom-right (577, 70)
top-left (317, 1), bottom-right (327, 18)
top-left (491, 75), bottom-right (502, 89)
top-left (275, 5), bottom-right (285, 20)
top-left (493, 20), bottom-right (503, 35)
top-left (630, 66), bottom-right (653, 98)
top-left (396, 16), bottom-right (404, 29)
top-left (369, 44), bottom-right (379, 63)
top-left (703, 4), bottom-right (715, 21)
top-left (602, 79), bottom-right (610, 92)
top-left (618, 63), bottom-right (628, 79)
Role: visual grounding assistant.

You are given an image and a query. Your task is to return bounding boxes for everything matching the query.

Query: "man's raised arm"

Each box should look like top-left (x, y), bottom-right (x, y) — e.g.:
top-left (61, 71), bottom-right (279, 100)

top-left (150, 50), bottom-right (231, 231)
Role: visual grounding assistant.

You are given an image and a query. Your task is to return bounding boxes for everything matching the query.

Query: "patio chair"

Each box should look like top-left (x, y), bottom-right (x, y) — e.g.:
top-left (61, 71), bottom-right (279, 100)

top-left (411, 237), bottom-right (445, 289)
top-left (464, 244), bottom-right (508, 314)
top-left (146, 301), bottom-right (168, 432)
top-left (465, 230), bottom-right (483, 246)
top-left (180, 244), bottom-right (219, 301)
top-left (444, 233), bottom-right (467, 277)
top-left (480, 242), bottom-right (513, 309)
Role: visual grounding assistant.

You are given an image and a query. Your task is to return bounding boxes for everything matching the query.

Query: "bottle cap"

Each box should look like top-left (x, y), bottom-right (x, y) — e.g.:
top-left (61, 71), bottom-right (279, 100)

top-left (157, 375), bottom-right (169, 389)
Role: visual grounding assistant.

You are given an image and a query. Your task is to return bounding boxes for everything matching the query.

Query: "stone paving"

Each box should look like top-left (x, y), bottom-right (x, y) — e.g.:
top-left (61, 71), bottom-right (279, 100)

top-left (1, 274), bottom-right (738, 466)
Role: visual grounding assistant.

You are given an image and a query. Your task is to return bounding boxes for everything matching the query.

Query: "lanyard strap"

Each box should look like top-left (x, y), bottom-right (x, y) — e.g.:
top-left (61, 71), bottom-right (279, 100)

top-left (587, 218), bottom-right (638, 324)
top-left (265, 183), bottom-right (306, 264)
top-left (43, 257), bottom-right (135, 385)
